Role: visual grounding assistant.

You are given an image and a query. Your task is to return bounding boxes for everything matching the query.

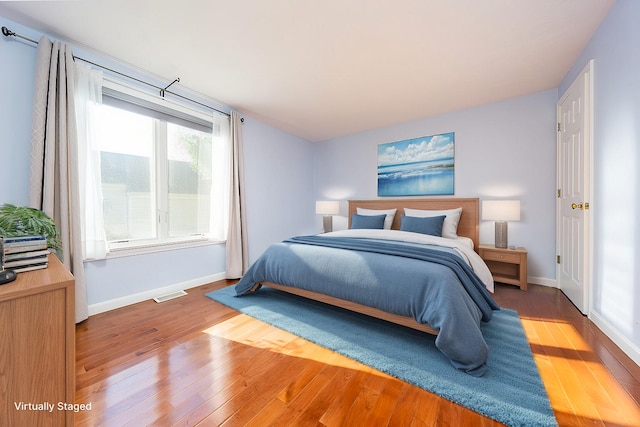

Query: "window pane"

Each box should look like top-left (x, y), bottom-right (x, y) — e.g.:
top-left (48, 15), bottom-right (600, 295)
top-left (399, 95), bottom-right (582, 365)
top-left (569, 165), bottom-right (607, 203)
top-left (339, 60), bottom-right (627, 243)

top-left (167, 123), bottom-right (213, 237)
top-left (97, 105), bottom-right (156, 241)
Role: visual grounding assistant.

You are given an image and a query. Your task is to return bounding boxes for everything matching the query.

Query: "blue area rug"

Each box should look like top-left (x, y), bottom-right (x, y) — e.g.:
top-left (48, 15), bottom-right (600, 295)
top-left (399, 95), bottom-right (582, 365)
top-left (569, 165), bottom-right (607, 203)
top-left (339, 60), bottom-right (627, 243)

top-left (206, 286), bottom-right (557, 427)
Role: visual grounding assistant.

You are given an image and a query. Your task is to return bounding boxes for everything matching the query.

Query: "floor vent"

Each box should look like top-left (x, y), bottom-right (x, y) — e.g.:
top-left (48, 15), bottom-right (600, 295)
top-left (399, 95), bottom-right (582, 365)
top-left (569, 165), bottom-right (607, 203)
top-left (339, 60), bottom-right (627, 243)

top-left (153, 290), bottom-right (187, 303)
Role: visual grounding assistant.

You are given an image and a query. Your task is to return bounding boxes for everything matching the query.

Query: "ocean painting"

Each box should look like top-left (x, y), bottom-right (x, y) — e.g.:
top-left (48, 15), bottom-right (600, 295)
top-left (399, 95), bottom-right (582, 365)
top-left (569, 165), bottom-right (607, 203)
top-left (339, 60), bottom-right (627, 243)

top-left (378, 132), bottom-right (454, 196)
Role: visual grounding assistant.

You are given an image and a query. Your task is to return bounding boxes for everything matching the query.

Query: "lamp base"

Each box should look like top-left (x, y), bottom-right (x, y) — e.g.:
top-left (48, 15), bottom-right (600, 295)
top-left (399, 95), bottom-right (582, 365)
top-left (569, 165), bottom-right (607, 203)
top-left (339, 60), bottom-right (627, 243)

top-left (494, 221), bottom-right (508, 248)
top-left (322, 215), bottom-right (333, 233)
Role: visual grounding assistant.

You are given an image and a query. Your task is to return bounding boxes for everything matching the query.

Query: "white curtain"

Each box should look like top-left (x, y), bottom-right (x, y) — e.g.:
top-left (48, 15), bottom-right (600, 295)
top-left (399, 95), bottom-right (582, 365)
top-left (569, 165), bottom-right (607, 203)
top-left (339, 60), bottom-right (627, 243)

top-left (74, 63), bottom-right (108, 260)
top-left (209, 112), bottom-right (232, 241)
top-left (225, 112), bottom-right (248, 278)
top-left (29, 36), bottom-right (88, 322)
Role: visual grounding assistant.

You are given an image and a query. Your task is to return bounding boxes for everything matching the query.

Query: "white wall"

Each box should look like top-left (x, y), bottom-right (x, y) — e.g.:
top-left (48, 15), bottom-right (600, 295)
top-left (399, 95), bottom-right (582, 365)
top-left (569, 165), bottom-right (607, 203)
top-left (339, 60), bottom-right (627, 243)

top-left (0, 18), bottom-right (37, 206)
top-left (559, 0), bottom-right (640, 365)
top-left (313, 89), bottom-right (558, 284)
top-left (242, 116), bottom-right (315, 262)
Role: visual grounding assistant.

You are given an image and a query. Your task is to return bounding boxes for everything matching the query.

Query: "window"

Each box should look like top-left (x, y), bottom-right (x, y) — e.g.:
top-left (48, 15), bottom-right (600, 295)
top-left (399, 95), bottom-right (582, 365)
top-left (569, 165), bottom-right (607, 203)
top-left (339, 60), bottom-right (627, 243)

top-left (95, 81), bottom-right (230, 252)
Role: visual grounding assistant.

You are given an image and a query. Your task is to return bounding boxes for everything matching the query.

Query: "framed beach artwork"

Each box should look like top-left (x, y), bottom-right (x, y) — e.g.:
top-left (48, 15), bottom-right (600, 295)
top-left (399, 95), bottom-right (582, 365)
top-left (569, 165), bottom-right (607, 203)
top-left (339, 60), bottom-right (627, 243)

top-left (377, 132), bottom-right (455, 196)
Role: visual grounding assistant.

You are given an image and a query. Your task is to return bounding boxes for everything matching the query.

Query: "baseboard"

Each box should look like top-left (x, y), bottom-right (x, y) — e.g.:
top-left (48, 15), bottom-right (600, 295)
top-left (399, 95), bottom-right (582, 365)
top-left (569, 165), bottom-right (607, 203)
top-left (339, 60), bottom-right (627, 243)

top-left (589, 310), bottom-right (640, 367)
top-left (528, 276), bottom-right (557, 288)
top-left (87, 273), bottom-right (557, 316)
top-left (87, 272), bottom-right (227, 316)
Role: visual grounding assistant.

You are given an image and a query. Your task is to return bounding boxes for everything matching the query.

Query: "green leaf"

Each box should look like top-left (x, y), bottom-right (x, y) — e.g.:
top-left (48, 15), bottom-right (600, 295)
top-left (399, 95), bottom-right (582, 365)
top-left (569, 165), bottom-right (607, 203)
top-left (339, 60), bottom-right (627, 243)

top-left (0, 204), bottom-right (62, 251)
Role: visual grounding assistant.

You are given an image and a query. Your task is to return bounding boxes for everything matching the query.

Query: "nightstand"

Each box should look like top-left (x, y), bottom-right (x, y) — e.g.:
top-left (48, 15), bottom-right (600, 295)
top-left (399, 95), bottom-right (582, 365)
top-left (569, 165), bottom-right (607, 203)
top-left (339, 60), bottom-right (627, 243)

top-left (478, 244), bottom-right (528, 291)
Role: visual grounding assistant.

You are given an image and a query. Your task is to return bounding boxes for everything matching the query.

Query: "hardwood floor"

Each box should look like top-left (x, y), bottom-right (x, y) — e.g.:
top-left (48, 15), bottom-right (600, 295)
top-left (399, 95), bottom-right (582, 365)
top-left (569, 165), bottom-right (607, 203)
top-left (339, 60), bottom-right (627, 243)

top-left (75, 281), bottom-right (640, 426)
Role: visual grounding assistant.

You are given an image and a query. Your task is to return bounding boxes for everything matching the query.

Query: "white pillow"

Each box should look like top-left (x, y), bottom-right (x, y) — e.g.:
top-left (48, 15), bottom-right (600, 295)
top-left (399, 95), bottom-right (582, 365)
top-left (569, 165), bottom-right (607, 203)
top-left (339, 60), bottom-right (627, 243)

top-left (404, 207), bottom-right (462, 239)
top-left (356, 208), bottom-right (397, 230)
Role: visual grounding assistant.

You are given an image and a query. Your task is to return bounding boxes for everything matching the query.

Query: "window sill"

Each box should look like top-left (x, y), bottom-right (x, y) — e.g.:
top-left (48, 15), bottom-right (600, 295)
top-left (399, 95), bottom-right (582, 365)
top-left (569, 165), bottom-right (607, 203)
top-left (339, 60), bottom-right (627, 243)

top-left (85, 238), bottom-right (225, 262)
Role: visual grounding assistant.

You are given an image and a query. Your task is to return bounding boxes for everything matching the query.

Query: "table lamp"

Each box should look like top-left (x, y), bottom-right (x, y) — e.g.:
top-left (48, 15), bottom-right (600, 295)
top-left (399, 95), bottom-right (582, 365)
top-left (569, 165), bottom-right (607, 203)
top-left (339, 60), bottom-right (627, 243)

top-left (482, 200), bottom-right (520, 248)
top-left (316, 201), bottom-right (340, 233)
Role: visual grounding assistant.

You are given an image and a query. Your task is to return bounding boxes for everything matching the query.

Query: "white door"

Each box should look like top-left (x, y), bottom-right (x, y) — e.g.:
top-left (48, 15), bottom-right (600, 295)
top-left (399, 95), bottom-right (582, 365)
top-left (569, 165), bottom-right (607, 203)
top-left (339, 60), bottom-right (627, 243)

top-left (557, 60), bottom-right (592, 315)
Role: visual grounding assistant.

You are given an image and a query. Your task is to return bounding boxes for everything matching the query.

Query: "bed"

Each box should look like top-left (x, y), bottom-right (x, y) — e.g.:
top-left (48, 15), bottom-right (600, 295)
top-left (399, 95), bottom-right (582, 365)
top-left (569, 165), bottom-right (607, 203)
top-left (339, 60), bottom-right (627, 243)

top-left (234, 198), bottom-right (499, 376)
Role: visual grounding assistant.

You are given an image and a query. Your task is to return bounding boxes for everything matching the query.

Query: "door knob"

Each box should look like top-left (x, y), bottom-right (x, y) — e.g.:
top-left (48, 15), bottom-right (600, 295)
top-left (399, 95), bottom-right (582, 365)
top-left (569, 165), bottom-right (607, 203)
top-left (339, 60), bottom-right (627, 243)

top-left (571, 203), bottom-right (584, 210)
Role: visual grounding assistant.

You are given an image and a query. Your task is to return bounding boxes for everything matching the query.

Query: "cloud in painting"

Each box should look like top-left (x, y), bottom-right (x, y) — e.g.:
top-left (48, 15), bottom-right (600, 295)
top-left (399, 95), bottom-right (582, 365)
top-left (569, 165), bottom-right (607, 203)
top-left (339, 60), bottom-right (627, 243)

top-left (378, 133), bottom-right (454, 166)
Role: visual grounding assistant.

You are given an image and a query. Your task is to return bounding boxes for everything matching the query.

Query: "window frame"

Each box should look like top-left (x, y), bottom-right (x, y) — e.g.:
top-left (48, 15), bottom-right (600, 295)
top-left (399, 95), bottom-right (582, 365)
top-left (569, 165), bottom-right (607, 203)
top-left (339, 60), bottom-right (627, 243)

top-left (99, 79), bottom-right (225, 256)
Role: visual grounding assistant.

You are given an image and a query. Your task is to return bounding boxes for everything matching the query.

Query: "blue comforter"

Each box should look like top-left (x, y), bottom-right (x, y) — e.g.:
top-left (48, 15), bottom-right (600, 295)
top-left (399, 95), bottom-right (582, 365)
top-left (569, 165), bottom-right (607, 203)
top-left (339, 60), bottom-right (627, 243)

top-left (235, 235), bottom-right (500, 376)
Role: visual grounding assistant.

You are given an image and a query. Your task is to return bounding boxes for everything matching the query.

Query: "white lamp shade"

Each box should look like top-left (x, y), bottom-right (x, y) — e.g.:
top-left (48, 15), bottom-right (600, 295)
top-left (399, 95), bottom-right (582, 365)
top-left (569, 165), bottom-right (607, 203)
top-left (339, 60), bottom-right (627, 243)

top-left (482, 200), bottom-right (521, 221)
top-left (316, 200), bottom-right (340, 215)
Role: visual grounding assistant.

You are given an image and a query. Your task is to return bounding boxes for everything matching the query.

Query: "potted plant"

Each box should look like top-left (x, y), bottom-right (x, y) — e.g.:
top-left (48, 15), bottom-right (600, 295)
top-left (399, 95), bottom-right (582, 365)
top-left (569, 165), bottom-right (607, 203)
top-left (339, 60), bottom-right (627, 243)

top-left (0, 204), bottom-right (62, 252)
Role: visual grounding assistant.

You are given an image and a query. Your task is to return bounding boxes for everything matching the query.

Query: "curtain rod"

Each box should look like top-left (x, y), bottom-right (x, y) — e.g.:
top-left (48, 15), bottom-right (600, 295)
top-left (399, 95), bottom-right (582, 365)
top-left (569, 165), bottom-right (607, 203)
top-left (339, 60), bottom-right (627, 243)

top-left (2, 25), bottom-right (232, 118)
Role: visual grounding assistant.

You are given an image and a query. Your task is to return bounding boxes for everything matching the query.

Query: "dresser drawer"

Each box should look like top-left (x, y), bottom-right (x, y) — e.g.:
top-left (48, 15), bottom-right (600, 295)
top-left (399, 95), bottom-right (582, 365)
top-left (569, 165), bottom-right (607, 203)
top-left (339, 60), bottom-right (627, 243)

top-left (482, 250), bottom-right (521, 264)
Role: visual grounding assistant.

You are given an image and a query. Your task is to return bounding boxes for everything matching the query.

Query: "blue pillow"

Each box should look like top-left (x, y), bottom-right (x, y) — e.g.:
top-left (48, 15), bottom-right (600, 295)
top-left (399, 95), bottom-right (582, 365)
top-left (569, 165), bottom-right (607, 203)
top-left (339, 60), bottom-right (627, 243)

top-left (350, 214), bottom-right (386, 229)
top-left (400, 215), bottom-right (446, 236)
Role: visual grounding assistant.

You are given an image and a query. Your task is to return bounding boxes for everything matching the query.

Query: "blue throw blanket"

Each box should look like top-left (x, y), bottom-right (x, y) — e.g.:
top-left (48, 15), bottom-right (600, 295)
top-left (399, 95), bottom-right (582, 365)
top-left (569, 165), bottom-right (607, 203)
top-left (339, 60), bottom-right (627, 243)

top-left (235, 235), bottom-right (500, 376)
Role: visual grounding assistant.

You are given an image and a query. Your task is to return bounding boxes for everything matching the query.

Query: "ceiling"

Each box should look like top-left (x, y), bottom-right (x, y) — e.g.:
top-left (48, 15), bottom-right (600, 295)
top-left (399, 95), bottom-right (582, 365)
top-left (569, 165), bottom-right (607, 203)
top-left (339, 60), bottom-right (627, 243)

top-left (0, 0), bottom-right (614, 142)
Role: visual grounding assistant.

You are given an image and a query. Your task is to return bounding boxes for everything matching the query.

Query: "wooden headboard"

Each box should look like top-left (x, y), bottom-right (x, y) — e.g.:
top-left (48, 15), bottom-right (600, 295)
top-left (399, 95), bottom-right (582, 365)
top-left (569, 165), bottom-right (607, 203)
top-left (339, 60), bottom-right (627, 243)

top-left (348, 198), bottom-right (480, 250)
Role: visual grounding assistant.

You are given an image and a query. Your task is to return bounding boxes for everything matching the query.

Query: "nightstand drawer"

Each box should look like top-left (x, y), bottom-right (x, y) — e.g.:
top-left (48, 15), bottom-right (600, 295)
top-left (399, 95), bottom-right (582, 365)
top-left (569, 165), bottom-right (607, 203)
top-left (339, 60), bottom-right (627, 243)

top-left (482, 250), bottom-right (521, 264)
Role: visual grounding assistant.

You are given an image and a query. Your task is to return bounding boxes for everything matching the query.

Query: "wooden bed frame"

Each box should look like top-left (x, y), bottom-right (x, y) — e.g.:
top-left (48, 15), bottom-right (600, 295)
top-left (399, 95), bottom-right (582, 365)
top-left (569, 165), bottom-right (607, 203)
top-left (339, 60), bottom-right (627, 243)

top-left (256, 198), bottom-right (480, 336)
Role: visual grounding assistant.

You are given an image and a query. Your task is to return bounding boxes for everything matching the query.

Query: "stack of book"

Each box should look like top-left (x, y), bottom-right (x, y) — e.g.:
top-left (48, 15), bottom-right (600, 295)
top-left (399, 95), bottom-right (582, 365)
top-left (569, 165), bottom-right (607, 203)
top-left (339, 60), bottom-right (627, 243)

top-left (0, 235), bottom-right (50, 273)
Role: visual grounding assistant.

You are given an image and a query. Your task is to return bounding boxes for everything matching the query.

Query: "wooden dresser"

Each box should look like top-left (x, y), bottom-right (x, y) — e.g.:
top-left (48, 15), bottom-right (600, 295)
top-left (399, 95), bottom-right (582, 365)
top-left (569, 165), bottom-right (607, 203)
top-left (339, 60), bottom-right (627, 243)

top-left (0, 254), bottom-right (75, 426)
